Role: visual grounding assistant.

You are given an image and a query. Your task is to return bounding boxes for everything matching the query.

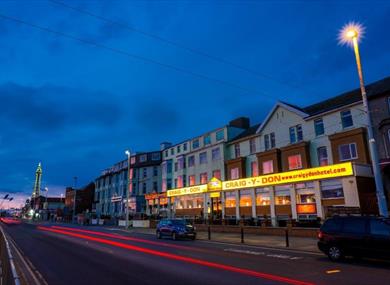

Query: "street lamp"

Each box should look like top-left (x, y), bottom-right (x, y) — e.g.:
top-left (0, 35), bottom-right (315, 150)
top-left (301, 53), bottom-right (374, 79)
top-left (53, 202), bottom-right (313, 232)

top-left (125, 150), bottom-right (131, 229)
top-left (44, 187), bottom-right (49, 220)
top-left (339, 22), bottom-right (388, 217)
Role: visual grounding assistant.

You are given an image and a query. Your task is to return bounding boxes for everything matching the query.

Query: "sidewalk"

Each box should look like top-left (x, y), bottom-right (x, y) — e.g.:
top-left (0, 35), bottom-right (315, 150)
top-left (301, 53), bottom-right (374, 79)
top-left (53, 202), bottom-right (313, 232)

top-left (123, 227), bottom-right (320, 253)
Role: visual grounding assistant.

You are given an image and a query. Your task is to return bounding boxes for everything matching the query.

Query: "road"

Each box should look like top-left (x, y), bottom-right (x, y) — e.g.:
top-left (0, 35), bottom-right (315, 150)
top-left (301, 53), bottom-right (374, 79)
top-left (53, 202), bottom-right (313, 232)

top-left (1, 222), bottom-right (390, 285)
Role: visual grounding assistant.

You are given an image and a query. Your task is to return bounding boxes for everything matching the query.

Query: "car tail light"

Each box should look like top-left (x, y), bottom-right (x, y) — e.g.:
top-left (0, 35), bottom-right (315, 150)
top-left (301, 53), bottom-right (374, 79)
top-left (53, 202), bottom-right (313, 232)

top-left (318, 231), bottom-right (323, 239)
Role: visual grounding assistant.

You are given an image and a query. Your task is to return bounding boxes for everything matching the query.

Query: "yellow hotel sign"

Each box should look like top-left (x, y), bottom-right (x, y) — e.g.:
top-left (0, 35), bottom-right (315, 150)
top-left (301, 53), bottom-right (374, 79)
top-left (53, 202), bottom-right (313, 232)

top-left (222, 162), bottom-right (353, 191)
top-left (167, 184), bottom-right (208, 197)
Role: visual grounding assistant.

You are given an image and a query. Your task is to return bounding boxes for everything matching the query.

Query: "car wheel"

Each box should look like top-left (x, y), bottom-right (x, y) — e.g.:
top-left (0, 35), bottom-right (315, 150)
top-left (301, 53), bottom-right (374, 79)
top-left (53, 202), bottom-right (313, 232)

top-left (156, 231), bottom-right (161, 239)
top-left (328, 245), bottom-right (343, 261)
top-left (191, 235), bottom-right (196, 240)
top-left (172, 232), bottom-right (177, 241)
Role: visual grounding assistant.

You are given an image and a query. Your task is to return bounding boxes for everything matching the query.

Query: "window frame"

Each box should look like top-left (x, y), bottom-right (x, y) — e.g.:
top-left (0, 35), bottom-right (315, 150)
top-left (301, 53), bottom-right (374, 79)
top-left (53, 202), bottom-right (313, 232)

top-left (234, 143), bottom-right (240, 158)
top-left (341, 110), bottom-right (354, 129)
top-left (317, 146), bottom-right (328, 166)
top-left (338, 143), bottom-right (358, 161)
top-left (314, 118), bottom-right (325, 136)
top-left (287, 154), bottom-right (303, 170)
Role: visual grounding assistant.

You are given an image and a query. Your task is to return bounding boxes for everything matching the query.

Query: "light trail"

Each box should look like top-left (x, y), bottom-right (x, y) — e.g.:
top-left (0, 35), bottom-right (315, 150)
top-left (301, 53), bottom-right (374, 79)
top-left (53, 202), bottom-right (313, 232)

top-left (38, 226), bottom-right (314, 285)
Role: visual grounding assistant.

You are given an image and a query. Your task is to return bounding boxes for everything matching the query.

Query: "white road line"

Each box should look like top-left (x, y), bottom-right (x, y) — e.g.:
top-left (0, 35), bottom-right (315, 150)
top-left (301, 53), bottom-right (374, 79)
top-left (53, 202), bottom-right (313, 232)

top-left (224, 248), bottom-right (304, 260)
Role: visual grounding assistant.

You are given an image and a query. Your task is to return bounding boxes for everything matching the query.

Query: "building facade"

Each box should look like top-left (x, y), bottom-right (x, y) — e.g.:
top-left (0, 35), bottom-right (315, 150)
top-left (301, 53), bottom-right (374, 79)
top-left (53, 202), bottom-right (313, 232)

top-left (95, 151), bottom-right (162, 219)
top-left (161, 78), bottom-right (390, 226)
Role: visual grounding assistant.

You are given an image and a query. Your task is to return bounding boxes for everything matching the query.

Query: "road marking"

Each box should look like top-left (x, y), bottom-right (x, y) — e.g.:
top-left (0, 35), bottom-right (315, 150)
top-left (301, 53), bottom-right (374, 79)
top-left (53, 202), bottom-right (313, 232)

top-left (224, 248), bottom-right (303, 260)
top-left (326, 269), bottom-right (341, 274)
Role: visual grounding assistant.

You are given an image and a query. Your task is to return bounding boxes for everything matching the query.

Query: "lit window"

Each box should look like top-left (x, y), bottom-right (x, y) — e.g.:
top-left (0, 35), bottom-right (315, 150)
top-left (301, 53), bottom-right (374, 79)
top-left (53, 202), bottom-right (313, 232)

top-left (188, 156), bottom-right (195, 167)
top-left (338, 143), bottom-right (358, 161)
top-left (234, 143), bottom-right (240, 158)
top-left (230, 167), bottom-right (239, 179)
top-left (216, 130), bottom-right (224, 141)
top-left (200, 173), bottom-right (208, 184)
top-left (297, 194), bottom-right (316, 204)
top-left (212, 170), bottom-right (221, 180)
top-left (177, 176), bottom-right (183, 188)
top-left (341, 110), bottom-right (353, 128)
top-left (199, 152), bottom-right (207, 164)
top-left (250, 138), bottom-right (256, 154)
top-left (192, 139), bottom-right (200, 149)
top-left (251, 161), bottom-right (258, 177)
top-left (212, 147), bottom-right (220, 160)
top-left (262, 160), bottom-right (273, 174)
top-left (288, 154), bottom-right (302, 170)
top-left (275, 196), bottom-right (291, 205)
top-left (204, 135), bottom-right (211, 146)
top-left (225, 192), bottom-right (236, 208)
top-left (189, 175), bottom-right (196, 186)
top-left (239, 190), bottom-right (252, 207)
top-left (317, 147), bottom-right (329, 166)
top-left (130, 156), bottom-right (136, 164)
top-left (314, 118), bottom-right (325, 136)
top-left (256, 188), bottom-right (270, 206)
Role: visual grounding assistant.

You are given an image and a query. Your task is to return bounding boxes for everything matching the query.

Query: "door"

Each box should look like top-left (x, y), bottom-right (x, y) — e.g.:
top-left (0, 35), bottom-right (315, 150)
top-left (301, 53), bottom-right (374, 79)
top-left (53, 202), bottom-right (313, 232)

top-left (211, 197), bottom-right (222, 221)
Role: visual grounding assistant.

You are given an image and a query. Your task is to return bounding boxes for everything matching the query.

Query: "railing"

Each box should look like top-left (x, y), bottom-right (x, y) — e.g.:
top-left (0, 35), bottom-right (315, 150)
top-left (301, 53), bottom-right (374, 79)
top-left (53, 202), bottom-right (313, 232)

top-left (0, 227), bottom-right (20, 285)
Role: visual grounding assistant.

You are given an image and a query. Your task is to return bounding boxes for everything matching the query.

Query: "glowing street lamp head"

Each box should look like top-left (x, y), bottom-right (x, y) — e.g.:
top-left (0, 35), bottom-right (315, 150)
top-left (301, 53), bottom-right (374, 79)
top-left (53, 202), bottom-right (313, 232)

top-left (338, 22), bottom-right (365, 47)
top-left (125, 150), bottom-right (130, 157)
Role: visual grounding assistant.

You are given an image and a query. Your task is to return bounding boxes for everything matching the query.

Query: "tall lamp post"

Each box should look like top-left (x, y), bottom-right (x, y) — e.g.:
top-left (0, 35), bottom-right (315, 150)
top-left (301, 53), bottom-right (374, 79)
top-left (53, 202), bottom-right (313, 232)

top-left (44, 187), bottom-right (49, 220)
top-left (339, 22), bottom-right (388, 217)
top-left (125, 150), bottom-right (131, 229)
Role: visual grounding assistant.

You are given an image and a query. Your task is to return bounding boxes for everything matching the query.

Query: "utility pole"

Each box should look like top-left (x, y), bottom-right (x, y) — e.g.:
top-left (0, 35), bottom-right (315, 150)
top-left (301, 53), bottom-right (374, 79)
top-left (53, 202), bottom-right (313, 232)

top-left (73, 176), bottom-right (78, 223)
top-left (125, 150), bottom-right (131, 229)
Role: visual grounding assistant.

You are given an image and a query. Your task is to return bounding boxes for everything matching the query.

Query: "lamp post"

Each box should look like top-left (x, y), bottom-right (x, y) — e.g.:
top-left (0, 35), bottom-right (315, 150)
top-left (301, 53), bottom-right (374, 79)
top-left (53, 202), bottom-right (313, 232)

top-left (73, 176), bottom-right (78, 223)
top-left (125, 150), bottom-right (131, 229)
top-left (339, 22), bottom-right (388, 217)
top-left (44, 187), bottom-right (49, 220)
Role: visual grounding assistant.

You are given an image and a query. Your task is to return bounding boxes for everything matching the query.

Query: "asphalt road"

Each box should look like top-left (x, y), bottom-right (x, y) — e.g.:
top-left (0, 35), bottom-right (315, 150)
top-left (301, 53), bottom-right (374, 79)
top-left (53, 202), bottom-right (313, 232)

top-left (2, 222), bottom-right (390, 285)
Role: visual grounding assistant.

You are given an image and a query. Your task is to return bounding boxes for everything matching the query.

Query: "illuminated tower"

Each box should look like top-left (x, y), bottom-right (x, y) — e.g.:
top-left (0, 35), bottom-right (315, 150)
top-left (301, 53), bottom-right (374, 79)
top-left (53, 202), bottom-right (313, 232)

top-left (32, 162), bottom-right (42, 198)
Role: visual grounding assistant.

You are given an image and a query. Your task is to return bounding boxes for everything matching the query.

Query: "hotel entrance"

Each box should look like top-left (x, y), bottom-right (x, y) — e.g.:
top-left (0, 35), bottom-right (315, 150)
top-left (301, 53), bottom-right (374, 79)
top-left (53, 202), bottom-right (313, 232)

top-left (210, 192), bottom-right (222, 223)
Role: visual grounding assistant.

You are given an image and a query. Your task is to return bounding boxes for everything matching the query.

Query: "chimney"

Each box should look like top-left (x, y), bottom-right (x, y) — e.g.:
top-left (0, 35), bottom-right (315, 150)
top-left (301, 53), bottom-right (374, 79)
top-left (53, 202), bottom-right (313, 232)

top-left (229, 117), bottom-right (250, 129)
top-left (160, 142), bottom-right (172, 151)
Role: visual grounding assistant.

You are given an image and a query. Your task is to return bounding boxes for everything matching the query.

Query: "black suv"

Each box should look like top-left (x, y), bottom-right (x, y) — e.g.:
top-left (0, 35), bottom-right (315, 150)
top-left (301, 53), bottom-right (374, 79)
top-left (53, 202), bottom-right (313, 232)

top-left (318, 216), bottom-right (390, 261)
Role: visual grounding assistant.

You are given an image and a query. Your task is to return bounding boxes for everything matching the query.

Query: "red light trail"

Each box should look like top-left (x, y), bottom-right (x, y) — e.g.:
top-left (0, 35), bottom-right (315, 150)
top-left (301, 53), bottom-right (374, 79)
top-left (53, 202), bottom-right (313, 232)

top-left (38, 226), bottom-right (314, 285)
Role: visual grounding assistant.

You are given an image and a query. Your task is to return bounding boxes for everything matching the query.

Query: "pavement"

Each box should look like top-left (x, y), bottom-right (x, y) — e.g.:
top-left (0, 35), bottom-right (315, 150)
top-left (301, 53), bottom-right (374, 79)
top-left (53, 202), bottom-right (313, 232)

top-left (1, 222), bottom-right (390, 285)
top-left (122, 227), bottom-right (319, 252)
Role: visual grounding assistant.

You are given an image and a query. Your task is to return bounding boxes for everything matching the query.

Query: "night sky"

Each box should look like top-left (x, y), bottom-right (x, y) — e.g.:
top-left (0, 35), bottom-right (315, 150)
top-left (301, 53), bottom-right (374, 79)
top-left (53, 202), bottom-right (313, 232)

top-left (1, 0), bottom-right (390, 208)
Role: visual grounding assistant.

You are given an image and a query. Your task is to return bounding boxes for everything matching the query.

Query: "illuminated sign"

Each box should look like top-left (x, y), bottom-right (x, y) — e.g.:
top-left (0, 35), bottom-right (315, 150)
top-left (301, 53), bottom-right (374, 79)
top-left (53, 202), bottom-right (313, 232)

top-left (210, 192), bottom-right (221, 198)
top-left (296, 204), bottom-right (317, 214)
top-left (222, 162), bottom-right (353, 191)
top-left (167, 184), bottom-right (208, 197)
top-left (208, 177), bottom-right (222, 191)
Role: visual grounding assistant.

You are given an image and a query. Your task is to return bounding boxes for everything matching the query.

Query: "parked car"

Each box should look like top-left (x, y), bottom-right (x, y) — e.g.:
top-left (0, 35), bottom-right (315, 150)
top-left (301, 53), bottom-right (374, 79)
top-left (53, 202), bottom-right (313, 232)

top-left (318, 216), bottom-right (390, 261)
top-left (156, 219), bottom-right (196, 240)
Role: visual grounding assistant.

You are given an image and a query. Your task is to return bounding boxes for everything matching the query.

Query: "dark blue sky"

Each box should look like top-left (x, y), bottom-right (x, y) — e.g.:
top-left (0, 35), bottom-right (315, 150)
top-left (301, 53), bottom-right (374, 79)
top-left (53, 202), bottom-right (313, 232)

top-left (1, 0), bottom-right (390, 207)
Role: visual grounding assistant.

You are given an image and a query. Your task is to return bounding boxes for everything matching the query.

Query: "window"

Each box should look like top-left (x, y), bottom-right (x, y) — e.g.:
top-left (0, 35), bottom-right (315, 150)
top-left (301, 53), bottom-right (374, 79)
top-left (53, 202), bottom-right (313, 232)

top-left (153, 181), bottom-right (158, 191)
top-left (262, 160), bottom-right (274, 174)
top-left (199, 152), bottom-right (208, 164)
top-left (142, 183), bottom-right (146, 194)
top-left (189, 175), bottom-right (196, 186)
top-left (234, 143), bottom-right (240, 158)
top-left (183, 143), bottom-right (187, 151)
top-left (174, 178), bottom-right (177, 188)
top-left (151, 152), bottom-right (161, 161)
top-left (204, 135), bottom-right (211, 146)
top-left (370, 219), bottom-right (390, 236)
top-left (239, 190), bottom-right (252, 207)
top-left (225, 192), bottom-right (236, 208)
top-left (320, 179), bottom-right (344, 198)
top-left (289, 125), bottom-right (303, 144)
top-left (256, 188), bottom-right (270, 206)
top-left (230, 167), bottom-right (239, 179)
top-left (270, 132), bottom-right (276, 148)
top-left (338, 143), bottom-right (358, 161)
top-left (177, 176), bottom-right (183, 188)
top-left (200, 173), bottom-right (208, 184)
top-left (317, 147), bottom-right (329, 166)
top-left (165, 150), bottom-right (168, 157)
top-left (153, 167), bottom-right (158, 176)
top-left (188, 156), bottom-right (195, 167)
top-left (212, 169), bottom-right (221, 180)
top-left (177, 145), bottom-right (181, 153)
top-left (251, 161), bottom-right (258, 177)
top-left (192, 139), bottom-right (200, 149)
top-left (167, 178), bottom-right (172, 190)
top-left (264, 134), bottom-right (270, 151)
top-left (250, 138), bottom-right (256, 154)
top-left (143, 168), bottom-right (147, 178)
top-left (216, 130), bottom-right (224, 141)
top-left (174, 162), bottom-right (178, 172)
top-left (212, 147), bottom-right (220, 160)
top-left (275, 196), bottom-right (291, 205)
top-left (167, 160), bottom-right (173, 174)
top-left (178, 156), bottom-right (185, 170)
top-left (297, 194), bottom-right (316, 204)
top-left (322, 219), bottom-right (342, 232)
top-left (314, 118), bottom-right (324, 136)
top-left (130, 156), bottom-right (136, 164)
top-left (343, 218), bottom-right (366, 234)
top-left (170, 148), bottom-right (174, 155)
top-left (341, 110), bottom-right (353, 128)
top-left (288, 154), bottom-right (302, 170)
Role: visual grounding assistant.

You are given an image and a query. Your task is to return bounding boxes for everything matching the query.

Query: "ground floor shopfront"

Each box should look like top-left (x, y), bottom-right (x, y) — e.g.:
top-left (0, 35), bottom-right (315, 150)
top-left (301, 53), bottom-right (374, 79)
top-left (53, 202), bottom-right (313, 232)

top-left (164, 162), bottom-right (378, 226)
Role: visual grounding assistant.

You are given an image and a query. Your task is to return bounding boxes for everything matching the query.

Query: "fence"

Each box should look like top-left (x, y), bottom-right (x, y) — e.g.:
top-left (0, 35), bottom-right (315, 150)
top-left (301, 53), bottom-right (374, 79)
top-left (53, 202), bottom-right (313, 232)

top-left (0, 227), bottom-right (20, 285)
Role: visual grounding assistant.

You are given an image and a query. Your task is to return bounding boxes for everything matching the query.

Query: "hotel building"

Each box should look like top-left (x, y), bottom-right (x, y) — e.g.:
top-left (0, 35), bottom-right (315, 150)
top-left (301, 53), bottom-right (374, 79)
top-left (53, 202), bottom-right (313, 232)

top-left (159, 78), bottom-right (390, 226)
